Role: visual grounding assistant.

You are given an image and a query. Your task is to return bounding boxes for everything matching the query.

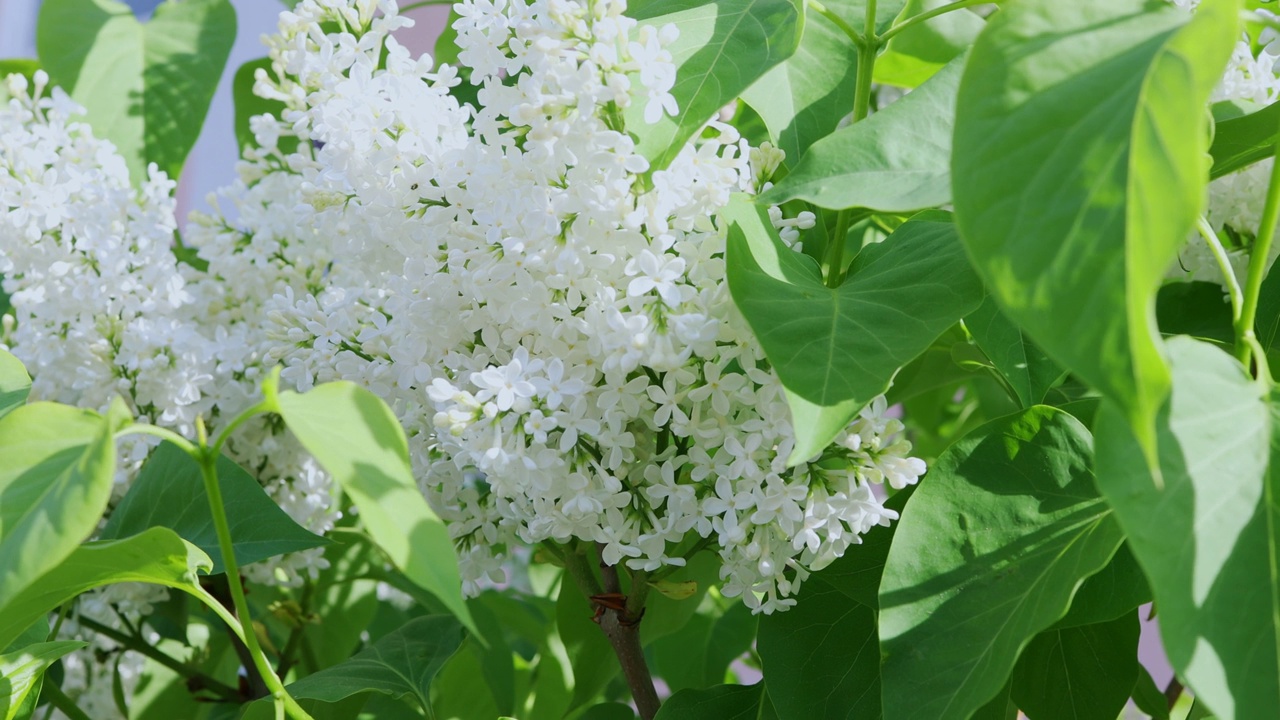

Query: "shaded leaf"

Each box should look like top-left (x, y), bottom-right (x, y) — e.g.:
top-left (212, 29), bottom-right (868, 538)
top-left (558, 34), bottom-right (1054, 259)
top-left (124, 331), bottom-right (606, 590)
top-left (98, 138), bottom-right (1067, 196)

top-left (1010, 612), bottom-right (1141, 720)
top-left (1094, 337), bottom-right (1278, 718)
top-left (760, 53), bottom-right (965, 212)
top-left (758, 580), bottom-right (880, 720)
top-left (654, 683), bottom-right (766, 720)
top-left (724, 199), bottom-right (983, 462)
top-left (100, 442), bottom-right (326, 573)
top-left (879, 407), bottom-right (1124, 720)
top-left (272, 381), bottom-right (475, 635)
top-left (1210, 100), bottom-right (1280, 178)
top-left (1050, 543), bottom-right (1150, 630)
top-left (285, 616), bottom-right (464, 711)
top-left (952, 0), bottom-right (1237, 463)
top-left (965, 296), bottom-right (1064, 408)
top-left (625, 0), bottom-right (803, 171)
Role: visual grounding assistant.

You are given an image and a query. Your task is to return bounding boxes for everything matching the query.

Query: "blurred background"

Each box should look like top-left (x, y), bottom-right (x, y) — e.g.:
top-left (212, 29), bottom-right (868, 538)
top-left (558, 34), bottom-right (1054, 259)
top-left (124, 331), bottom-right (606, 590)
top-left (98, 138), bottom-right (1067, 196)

top-left (0, 0), bottom-right (449, 217)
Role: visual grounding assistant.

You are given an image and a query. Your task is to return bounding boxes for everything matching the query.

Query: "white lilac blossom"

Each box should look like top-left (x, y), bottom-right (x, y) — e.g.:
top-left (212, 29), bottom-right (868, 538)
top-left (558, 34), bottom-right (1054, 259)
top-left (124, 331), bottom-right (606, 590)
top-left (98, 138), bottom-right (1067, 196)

top-left (207, 0), bottom-right (925, 615)
top-left (1, 0), bottom-right (922, 636)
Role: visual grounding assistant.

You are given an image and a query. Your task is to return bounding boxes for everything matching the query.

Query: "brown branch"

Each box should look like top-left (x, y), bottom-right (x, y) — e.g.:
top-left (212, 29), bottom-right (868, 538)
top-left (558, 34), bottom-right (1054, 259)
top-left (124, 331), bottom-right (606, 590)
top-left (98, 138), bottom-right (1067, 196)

top-left (1165, 677), bottom-right (1184, 711)
top-left (595, 545), bottom-right (660, 720)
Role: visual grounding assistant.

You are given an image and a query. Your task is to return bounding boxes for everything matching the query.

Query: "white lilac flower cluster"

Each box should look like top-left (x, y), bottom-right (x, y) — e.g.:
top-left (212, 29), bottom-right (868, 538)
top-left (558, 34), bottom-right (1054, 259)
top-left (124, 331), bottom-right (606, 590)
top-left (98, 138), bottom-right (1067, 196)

top-left (1171, 0), bottom-right (1280, 283)
top-left (214, 0), bottom-right (924, 613)
top-left (2, 0), bottom-right (926, 634)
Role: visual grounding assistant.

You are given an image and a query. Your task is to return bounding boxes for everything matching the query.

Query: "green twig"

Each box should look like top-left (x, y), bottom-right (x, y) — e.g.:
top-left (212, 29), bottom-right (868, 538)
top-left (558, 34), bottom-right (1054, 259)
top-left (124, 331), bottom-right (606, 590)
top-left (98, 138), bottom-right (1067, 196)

top-left (879, 0), bottom-right (990, 44)
top-left (74, 615), bottom-right (241, 702)
top-left (114, 423), bottom-right (197, 455)
top-left (1197, 216), bottom-right (1244, 322)
top-left (211, 399), bottom-right (273, 457)
top-left (807, 0), bottom-right (865, 48)
top-left (194, 417), bottom-right (315, 720)
top-left (1235, 132), bottom-right (1280, 371)
top-left (41, 680), bottom-right (93, 720)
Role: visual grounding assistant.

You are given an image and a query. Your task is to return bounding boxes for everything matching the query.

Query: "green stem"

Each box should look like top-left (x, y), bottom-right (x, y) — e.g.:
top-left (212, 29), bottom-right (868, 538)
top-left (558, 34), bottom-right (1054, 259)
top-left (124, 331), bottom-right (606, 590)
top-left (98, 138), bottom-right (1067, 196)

top-left (851, 8), bottom-right (879, 124)
top-left (211, 399), bottom-right (273, 457)
top-left (194, 421), bottom-right (314, 720)
top-left (1235, 136), bottom-right (1280, 370)
top-left (807, 0), bottom-right (865, 48)
top-left (823, 211), bottom-right (852, 288)
top-left (75, 616), bottom-right (241, 701)
top-left (1197, 216), bottom-right (1244, 323)
top-left (41, 680), bottom-right (92, 720)
top-left (879, 0), bottom-right (989, 44)
top-left (115, 423), bottom-right (197, 455)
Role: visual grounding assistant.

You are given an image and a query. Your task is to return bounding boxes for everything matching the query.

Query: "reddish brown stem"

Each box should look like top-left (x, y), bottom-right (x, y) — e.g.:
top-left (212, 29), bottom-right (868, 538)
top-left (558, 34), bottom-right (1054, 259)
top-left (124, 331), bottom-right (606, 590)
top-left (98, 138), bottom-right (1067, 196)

top-left (559, 543), bottom-right (661, 720)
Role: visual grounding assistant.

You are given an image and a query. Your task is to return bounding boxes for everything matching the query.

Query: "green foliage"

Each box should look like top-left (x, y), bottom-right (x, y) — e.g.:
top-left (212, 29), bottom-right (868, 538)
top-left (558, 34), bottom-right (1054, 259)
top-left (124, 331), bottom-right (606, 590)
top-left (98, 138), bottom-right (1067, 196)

top-left (100, 441), bottom-right (327, 573)
top-left (964, 297), bottom-right (1064, 408)
top-left (879, 407), bottom-right (1124, 720)
top-left (1009, 613), bottom-right (1141, 720)
top-left (0, 351), bottom-right (29, 420)
top-left (1211, 101), bottom-right (1280, 178)
top-left (0, 641), bottom-right (85, 720)
top-left (625, 0), bottom-right (804, 171)
top-left (270, 381), bottom-right (476, 635)
top-left (36, 0), bottom-right (236, 184)
top-left (739, 8), bottom-right (859, 168)
top-left (0, 400), bottom-right (130, 614)
top-left (873, 0), bottom-right (983, 87)
top-left (725, 199), bottom-right (983, 462)
top-left (1095, 337), bottom-right (1279, 718)
top-left (280, 616), bottom-right (464, 711)
top-left (952, 0), bottom-right (1237, 464)
top-left (0, 527), bottom-right (216, 650)
top-left (759, 52), bottom-right (963, 212)
top-left (652, 684), bottom-right (768, 720)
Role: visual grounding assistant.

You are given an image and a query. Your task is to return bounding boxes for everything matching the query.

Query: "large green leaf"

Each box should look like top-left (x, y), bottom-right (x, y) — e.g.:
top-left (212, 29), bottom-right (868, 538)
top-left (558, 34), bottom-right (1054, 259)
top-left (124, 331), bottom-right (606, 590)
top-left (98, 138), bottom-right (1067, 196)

top-left (1010, 613), bottom-right (1141, 720)
top-left (653, 684), bottom-right (767, 720)
top-left (739, 8), bottom-right (859, 168)
top-left (99, 441), bottom-right (326, 573)
top-left (724, 198), bottom-right (984, 462)
top-left (1094, 337), bottom-right (1278, 719)
top-left (759, 52), bottom-right (964, 212)
top-left (878, 407), bottom-right (1124, 720)
top-left (1050, 543), bottom-right (1150, 631)
top-left (965, 296), bottom-right (1064, 408)
top-left (283, 616), bottom-right (463, 711)
top-left (873, 0), bottom-right (983, 88)
top-left (0, 401), bottom-right (128, 611)
top-left (270, 381), bottom-right (475, 635)
top-left (625, 0), bottom-right (803, 171)
top-left (758, 580), bottom-right (880, 720)
top-left (0, 351), bottom-right (29, 420)
top-left (0, 641), bottom-right (85, 720)
top-left (0, 528), bottom-right (216, 650)
top-left (37, 0), bottom-right (235, 183)
top-left (1210, 101), bottom-right (1280, 179)
top-left (951, 0), bottom-right (1237, 463)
